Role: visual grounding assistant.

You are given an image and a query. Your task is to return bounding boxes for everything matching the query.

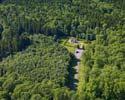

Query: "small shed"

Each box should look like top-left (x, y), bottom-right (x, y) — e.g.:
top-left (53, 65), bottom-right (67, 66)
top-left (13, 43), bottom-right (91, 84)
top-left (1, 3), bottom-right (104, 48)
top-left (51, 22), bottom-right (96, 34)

top-left (80, 43), bottom-right (84, 49)
top-left (69, 37), bottom-right (78, 44)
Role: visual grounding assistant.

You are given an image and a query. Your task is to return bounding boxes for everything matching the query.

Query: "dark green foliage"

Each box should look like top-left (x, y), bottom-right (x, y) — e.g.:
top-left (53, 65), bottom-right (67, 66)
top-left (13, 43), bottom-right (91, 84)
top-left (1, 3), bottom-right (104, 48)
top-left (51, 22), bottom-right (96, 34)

top-left (0, 0), bottom-right (125, 99)
top-left (0, 0), bottom-right (124, 60)
top-left (0, 34), bottom-right (72, 99)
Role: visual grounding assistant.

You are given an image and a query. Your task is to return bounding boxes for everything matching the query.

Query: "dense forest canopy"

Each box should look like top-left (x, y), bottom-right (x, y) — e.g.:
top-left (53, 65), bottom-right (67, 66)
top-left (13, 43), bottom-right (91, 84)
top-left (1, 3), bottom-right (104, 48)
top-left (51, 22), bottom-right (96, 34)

top-left (78, 26), bottom-right (125, 100)
top-left (0, 0), bottom-right (125, 100)
top-left (0, 34), bottom-right (71, 99)
top-left (0, 0), bottom-right (125, 58)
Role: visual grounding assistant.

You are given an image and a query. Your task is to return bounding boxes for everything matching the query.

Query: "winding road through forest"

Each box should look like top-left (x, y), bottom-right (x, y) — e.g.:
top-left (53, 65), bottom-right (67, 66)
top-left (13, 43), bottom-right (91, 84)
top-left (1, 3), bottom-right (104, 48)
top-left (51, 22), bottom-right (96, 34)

top-left (74, 49), bottom-right (83, 80)
top-left (69, 48), bottom-right (84, 90)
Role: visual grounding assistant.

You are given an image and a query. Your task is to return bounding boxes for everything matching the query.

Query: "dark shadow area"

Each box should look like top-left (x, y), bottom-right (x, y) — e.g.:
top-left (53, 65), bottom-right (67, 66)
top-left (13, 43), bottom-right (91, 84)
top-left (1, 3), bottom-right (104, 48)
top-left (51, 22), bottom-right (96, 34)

top-left (0, 34), bottom-right (31, 61)
top-left (0, 24), bottom-right (3, 39)
top-left (66, 53), bottom-right (80, 90)
top-left (0, 0), bottom-right (4, 3)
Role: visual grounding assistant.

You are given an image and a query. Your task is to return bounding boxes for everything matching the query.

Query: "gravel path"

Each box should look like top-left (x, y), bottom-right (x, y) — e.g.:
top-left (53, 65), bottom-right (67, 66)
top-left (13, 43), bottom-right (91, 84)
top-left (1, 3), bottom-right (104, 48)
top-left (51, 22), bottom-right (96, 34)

top-left (74, 49), bottom-right (83, 79)
top-left (70, 49), bottom-right (84, 89)
top-left (75, 49), bottom-right (84, 59)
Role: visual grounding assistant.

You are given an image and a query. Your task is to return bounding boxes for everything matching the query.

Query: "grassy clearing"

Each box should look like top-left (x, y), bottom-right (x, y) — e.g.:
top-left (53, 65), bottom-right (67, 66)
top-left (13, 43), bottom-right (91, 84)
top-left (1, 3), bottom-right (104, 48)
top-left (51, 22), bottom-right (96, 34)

top-left (78, 39), bottom-right (91, 48)
top-left (59, 38), bottom-right (77, 53)
top-left (59, 37), bottom-right (90, 53)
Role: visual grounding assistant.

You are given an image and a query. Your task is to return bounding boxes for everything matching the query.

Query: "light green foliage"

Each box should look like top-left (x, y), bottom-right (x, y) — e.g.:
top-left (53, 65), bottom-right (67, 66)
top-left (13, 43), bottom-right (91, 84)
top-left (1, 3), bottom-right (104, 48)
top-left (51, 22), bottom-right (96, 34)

top-left (78, 26), bottom-right (125, 100)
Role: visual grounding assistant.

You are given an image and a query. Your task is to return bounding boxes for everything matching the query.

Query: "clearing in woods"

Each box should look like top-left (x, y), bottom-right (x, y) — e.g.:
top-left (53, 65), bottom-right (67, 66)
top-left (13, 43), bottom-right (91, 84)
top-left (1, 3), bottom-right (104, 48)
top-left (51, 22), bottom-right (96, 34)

top-left (59, 37), bottom-right (87, 90)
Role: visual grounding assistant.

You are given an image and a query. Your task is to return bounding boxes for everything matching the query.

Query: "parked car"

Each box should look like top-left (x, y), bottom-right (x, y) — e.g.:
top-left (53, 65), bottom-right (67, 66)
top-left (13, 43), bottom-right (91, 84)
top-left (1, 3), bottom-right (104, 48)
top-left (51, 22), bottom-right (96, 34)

top-left (76, 51), bottom-right (79, 53)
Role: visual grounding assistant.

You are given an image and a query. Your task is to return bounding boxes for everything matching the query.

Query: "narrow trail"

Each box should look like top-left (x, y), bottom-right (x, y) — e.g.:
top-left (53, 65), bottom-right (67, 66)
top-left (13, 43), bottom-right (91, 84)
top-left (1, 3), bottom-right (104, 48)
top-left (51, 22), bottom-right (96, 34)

top-left (74, 49), bottom-right (84, 88)
top-left (68, 48), bottom-right (84, 90)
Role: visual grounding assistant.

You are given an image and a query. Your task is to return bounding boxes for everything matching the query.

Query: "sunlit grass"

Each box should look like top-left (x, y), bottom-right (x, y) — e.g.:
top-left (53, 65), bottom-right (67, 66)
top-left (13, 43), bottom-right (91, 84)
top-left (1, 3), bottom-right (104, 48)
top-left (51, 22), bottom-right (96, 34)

top-left (60, 38), bottom-right (76, 53)
top-left (59, 37), bottom-right (90, 53)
